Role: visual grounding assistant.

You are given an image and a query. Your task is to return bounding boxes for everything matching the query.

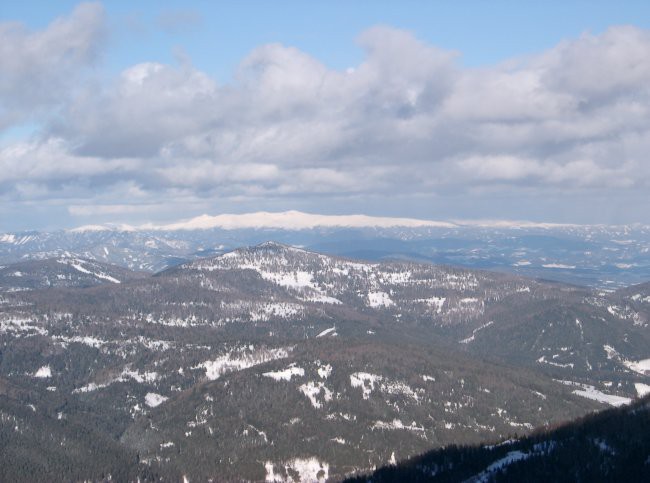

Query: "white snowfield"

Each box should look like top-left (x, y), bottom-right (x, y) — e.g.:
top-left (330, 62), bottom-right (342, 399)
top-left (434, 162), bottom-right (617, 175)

top-left (557, 380), bottom-right (631, 407)
top-left (624, 358), bottom-right (650, 375)
top-left (317, 363), bottom-right (332, 379)
top-left (69, 210), bottom-right (625, 233)
top-left (196, 347), bottom-right (290, 381)
top-left (263, 365), bottom-right (305, 381)
top-left (264, 457), bottom-right (329, 483)
top-left (34, 365), bottom-right (52, 378)
top-left (634, 383), bottom-right (650, 397)
top-left (131, 210), bottom-right (456, 231)
top-left (145, 392), bottom-right (168, 408)
top-left (259, 270), bottom-right (315, 289)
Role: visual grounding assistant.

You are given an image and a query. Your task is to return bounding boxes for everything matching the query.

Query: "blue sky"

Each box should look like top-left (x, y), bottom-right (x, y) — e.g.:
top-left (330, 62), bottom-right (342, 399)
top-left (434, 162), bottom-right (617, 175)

top-left (5, 1), bottom-right (650, 80)
top-left (1, 1), bottom-right (650, 230)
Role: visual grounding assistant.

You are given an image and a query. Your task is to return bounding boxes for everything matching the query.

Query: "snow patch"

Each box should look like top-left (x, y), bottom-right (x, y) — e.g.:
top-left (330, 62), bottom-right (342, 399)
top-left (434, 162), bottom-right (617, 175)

top-left (264, 457), bottom-right (329, 483)
top-left (558, 380), bottom-right (631, 407)
top-left (459, 321), bottom-right (493, 344)
top-left (372, 419), bottom-right (425, 432)
top-left (350, 372), bottom-right (418, 401)
top-left (34, 365), bottom-right (51, 378)
top-left (624, 358), bottom-right (650, 375)
top-left (300, 293), bottom-right (342, 304)
top-left (73, 367), bottom-right (159, 393)
top-left (145, 392), bottom-right (168, 408)
top-left (350, 372), bottom-right (381, 400)
top-left (197, 347), bottom-right (290, 380)
top-left (316, 327), bottom-right (336, 338)
top-left (317, 363), bottom-right (332, 379)
top-left (634, 383), bottom-right (650, 397)
top-left (299, 381), bottom-right (333, 409)
top-left (367, 291), bottom-right (394, 308)
top-left (264, 364), bottom-right (305, 381)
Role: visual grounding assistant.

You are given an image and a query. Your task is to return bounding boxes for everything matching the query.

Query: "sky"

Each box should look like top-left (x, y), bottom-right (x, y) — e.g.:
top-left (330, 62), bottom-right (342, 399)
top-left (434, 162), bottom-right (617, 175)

top-left (2, 1), bottom-right (650, 231)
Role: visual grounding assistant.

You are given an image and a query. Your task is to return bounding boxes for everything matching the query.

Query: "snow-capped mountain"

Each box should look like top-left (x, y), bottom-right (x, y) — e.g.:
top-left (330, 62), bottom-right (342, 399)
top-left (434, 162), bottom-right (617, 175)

top-left (1, 211), bottom-right (649, 288)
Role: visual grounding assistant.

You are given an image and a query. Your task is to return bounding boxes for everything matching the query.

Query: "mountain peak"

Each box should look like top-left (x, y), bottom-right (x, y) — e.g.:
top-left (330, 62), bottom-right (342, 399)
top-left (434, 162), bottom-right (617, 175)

top-left (256, 241), bottom-right (291, 249)
top-left (217, 241), bottom-right (314, 262)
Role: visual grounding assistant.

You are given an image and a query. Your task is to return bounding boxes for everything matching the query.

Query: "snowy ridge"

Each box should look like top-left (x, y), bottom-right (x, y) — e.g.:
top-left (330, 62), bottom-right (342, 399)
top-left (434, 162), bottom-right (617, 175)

top-left (182, 241), bottom-right (493, 326)
top-left (83, 210), bottom-right (457, 231)
top-left (67, 210), bottom-right (650, 233)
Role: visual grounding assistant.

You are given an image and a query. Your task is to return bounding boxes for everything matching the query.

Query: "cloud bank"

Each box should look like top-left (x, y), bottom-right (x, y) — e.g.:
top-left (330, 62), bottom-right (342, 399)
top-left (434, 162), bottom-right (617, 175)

top-left (2, 3), bottom-right (650, 228)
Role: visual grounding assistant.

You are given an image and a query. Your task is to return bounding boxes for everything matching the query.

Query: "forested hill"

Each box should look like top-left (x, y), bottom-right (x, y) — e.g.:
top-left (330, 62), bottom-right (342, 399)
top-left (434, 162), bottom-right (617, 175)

top-left (348, 394), bottom-right (650, 482)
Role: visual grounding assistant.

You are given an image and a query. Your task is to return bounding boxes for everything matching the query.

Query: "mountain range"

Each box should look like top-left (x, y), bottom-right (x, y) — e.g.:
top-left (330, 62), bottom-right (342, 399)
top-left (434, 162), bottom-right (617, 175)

top-left (1, 241), bottom-right (648, 480)
top-left (2, 211), bottom-right (649, 288)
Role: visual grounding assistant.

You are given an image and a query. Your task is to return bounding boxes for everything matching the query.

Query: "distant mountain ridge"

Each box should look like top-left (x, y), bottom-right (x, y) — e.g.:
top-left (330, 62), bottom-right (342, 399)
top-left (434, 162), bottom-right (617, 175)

top-left (2, 213), bottom-right (649, 288)
top-left (67, 210), bottom-right (606, 232)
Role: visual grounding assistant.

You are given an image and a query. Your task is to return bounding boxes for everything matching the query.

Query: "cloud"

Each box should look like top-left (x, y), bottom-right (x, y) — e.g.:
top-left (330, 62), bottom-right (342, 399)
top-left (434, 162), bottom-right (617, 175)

top-left (2, 16), bottom-right (650, 226)
top-left (538, 26), bottom-right (650, 100)
top-left (53, 61), bottom-right (218, 157)
top-left (68, 203), bottom-right (161, 216)
top-left (457, 155), bottom-right (636, 188)
top-left (0, 2), bottom-right (106, 130)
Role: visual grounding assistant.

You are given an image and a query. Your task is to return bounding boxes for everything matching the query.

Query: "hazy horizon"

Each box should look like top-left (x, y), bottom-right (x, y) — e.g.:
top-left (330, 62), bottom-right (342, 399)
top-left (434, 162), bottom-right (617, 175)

top-left (6, 209), bottom-right (650, 234)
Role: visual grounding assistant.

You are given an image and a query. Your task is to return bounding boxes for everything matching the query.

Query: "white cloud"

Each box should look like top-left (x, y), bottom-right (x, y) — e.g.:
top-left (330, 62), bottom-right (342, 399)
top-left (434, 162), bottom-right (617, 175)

top-left (0, 2), bottom-right (106, 130)
top-left (2, 16), bottom-right (650, 226)
top-left (538, 26), bottom-right (650, 99)
top-left (458, 155), bottom-right (636, 188)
